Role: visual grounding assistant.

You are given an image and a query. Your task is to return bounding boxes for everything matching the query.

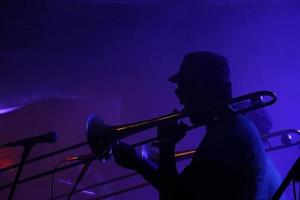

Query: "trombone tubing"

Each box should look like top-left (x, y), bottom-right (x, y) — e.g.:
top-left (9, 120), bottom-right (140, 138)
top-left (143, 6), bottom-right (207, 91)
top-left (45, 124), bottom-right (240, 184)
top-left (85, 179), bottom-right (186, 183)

top-left (49, 149), bottom-right (196, 200)
top-left (50, 128), bottom-right (300, 199)
top-left (113, 90), bottom-right (277, 138)
top-left (59, 141), bottom-right (300, 200)
top-left (261, 129), bottom-right (300, 139)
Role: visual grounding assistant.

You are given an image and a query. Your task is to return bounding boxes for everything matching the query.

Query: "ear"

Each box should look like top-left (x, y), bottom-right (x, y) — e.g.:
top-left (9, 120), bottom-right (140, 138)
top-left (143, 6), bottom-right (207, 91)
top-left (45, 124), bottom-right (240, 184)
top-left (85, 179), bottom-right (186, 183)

top-left (212, 82), bottom-right (232, 101)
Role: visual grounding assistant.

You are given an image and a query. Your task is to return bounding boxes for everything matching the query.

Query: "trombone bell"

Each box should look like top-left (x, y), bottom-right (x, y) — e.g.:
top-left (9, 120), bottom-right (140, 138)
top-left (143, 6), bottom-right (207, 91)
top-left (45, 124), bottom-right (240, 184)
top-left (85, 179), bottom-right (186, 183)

top-left (86, 114), bottom-right (114, 161)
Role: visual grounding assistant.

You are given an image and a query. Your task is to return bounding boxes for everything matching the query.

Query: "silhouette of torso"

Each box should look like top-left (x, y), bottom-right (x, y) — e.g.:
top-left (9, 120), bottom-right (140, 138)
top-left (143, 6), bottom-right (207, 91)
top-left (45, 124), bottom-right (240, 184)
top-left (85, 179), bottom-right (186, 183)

top-left (173, 115), bottom-right (268, 200)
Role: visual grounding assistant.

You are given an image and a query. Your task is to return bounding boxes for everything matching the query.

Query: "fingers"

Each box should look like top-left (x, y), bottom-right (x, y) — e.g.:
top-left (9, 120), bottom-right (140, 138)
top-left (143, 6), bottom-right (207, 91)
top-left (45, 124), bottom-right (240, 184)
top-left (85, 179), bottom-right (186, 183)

top-left (157, 112), bottom-right (190, 144)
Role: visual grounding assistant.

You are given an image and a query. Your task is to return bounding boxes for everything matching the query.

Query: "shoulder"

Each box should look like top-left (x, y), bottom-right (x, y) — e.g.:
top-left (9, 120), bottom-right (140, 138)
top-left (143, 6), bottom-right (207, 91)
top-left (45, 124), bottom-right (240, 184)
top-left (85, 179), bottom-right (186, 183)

top-left (233, 115), bottom-right (261, 137)
top-left (230, 115), bottom-right (265, 149)
top-left (233, 115), bottom-right (267, 164)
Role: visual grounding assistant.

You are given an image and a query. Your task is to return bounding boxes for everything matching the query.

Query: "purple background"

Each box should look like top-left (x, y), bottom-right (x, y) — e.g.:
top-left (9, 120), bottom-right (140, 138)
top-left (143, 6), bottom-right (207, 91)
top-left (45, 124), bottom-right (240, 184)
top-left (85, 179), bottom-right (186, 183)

top-left (0, 0), bottom-right (300, 199)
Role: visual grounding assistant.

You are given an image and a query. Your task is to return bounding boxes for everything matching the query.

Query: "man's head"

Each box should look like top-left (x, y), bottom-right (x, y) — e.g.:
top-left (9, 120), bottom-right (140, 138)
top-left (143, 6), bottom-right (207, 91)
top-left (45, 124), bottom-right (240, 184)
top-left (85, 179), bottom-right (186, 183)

top-left (169, 52), bottom-right (232, 123)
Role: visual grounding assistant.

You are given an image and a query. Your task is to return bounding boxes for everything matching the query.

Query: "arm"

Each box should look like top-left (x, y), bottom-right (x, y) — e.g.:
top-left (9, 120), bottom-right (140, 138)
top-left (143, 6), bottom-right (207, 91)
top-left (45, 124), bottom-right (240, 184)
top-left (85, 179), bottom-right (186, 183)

top-left (113, 142), bottom-right (160, 189)
top-left (113, 119), bottom-right (187, 197)
top-left (159, 141), bottom-right (178, 200)
top-left (157, 121), bottom-right (187, 200)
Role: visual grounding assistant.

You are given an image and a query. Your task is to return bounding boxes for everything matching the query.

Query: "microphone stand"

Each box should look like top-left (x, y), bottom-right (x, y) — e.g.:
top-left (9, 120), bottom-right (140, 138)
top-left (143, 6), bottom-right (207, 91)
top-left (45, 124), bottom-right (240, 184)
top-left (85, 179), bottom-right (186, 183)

top-left (8, 144), bottom-right (34, 200)
top-left (272, 157), bottom-right (300, 200)
top-left (66, 158), bottom-right (94, 200)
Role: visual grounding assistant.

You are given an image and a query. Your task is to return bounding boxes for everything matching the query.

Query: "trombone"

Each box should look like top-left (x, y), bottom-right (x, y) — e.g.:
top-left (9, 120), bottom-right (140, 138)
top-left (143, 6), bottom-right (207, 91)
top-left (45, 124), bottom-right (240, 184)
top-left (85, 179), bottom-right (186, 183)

top-left (49, 129), bottom-right (300, 200)
top-left (86, 90), bottom-right (277, 161)
top-left (0, 90), bottom-right (277, 190)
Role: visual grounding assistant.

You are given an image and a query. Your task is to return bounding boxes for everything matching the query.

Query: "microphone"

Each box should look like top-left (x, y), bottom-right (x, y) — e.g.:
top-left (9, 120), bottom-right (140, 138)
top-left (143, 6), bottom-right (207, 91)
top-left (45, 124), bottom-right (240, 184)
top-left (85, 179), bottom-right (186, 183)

top-left (66, 153), bottom-right (95, 161)
top-left (5, 131), bottom-right (57, 200)
top-left (4, 131), bottom-right (57, 147)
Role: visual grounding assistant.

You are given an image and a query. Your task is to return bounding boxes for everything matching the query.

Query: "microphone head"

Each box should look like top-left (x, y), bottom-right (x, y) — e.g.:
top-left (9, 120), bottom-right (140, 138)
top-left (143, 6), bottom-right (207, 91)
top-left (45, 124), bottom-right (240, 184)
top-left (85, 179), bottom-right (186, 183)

top-left (45, 131), bottom-right (58, 143)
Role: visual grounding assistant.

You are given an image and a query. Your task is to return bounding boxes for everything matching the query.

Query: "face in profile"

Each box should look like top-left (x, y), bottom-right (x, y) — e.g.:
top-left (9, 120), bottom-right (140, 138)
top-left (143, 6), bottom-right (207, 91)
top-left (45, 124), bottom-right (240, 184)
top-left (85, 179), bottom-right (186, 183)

top-left (175, 81), bottom-right (213, 124)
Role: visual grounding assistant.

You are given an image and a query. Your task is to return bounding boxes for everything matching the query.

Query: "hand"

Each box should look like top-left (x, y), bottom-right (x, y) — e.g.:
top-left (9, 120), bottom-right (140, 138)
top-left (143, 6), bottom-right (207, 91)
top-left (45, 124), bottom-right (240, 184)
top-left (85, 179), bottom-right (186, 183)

top-left (157, 119), bottom-right (188, 145)
top-left (112, 142), bottom-right (142, 170)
